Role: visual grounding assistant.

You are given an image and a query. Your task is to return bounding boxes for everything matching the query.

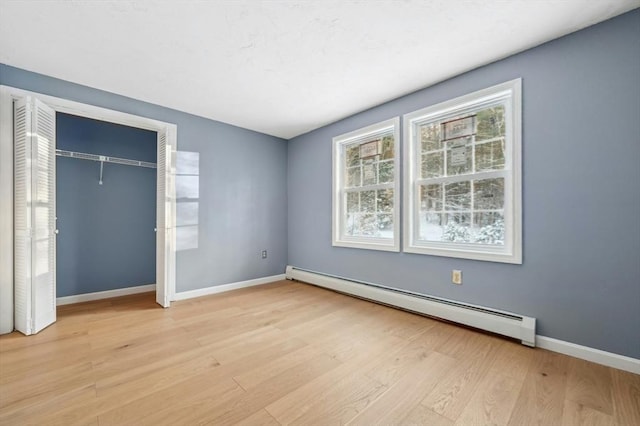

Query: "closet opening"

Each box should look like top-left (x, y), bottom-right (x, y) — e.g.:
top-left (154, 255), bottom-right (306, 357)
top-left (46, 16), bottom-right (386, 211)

top-left (55, 113), bottom-right (158, 304)
top-left (0, 84), bottom-right (177, 335)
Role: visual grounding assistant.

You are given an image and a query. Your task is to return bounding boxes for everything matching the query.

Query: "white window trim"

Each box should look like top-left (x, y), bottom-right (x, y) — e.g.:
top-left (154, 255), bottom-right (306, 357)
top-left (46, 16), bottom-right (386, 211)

top-left (333, 117), bottom-right (401, 252)
top-left (403, 79), bottom-right (522, 264)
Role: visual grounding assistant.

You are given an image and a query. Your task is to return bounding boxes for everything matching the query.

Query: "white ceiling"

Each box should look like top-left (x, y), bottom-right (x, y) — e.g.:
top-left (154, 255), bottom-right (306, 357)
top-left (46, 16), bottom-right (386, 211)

top-left (0, 1), bottom-right (637, 139)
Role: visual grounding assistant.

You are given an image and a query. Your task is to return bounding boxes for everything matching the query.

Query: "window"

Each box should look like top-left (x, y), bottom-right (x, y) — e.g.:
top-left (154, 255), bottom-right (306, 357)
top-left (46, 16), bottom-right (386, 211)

top-left (333, 117), bottom-right (400, 251)
top-left (403, 79), bottom-right (522, 263)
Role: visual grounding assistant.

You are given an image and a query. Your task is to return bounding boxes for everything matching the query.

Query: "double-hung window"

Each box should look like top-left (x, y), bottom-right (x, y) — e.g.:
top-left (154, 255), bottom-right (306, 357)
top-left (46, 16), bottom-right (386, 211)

top-left (333, 117), bottom-right (400, 251)
top-left (403, 80), bottom-right (522, 263)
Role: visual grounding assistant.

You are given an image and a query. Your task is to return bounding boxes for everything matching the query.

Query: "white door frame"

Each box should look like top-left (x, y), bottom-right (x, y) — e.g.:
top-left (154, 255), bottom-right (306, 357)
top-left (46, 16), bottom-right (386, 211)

top-left (0, 85), bottom-right (177, 333)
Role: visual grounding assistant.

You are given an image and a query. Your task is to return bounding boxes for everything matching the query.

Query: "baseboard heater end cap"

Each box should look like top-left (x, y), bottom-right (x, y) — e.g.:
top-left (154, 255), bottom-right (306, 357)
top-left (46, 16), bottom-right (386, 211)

top-left (521, 316), bottom-right (536, 347)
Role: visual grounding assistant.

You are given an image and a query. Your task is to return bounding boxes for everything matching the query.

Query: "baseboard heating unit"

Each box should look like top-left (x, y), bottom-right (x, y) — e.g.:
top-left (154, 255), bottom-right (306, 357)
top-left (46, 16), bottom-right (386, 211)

top-left (285, 265), bottom-right (536, 347)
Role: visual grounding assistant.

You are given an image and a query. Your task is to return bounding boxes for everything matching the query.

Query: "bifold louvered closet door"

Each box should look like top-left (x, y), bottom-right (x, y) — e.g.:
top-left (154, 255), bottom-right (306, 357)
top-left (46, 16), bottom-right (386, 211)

top-left (14, 96), bottom-right (57, 334)
top-left (156, 129), bottom-right (170, 308)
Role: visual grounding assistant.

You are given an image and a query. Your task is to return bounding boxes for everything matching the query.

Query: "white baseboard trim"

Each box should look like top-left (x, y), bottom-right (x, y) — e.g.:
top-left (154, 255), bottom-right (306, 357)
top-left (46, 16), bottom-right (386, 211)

top-left (173, 274), bottom-right (286, 301)
top-left (536, 335), bottom-right (640, 374)
top-left (56, 284), bottom-right (156, 306)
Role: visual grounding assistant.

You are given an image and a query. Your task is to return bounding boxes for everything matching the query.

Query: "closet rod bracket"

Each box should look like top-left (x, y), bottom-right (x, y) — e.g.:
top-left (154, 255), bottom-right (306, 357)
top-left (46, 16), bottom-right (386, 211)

top-left (99, 156), bottom-right (105, 185)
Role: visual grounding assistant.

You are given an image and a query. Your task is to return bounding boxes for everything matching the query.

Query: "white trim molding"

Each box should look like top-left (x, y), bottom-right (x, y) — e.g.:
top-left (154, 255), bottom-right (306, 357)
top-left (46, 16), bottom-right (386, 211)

top-left (536, 335), bottom-right (640, 375)
top-left (173, 274), bottom-right (286, 301)
top-left (56, 284), bottom-right (156, 306)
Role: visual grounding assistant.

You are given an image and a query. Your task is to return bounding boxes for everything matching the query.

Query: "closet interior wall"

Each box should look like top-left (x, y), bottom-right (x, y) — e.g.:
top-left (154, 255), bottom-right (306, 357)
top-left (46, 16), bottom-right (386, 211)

top-left (56, 112), bottom-right (157, 298)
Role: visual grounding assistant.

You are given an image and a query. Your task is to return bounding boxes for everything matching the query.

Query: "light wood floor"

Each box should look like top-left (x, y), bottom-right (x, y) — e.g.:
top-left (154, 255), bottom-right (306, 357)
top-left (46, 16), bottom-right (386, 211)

top-left (0, 280), bottom-right (638, 426)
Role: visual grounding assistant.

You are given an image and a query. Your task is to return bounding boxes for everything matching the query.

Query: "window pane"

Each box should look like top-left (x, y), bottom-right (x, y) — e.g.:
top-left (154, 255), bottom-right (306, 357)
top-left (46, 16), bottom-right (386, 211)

top-left (346, 212), bottom-right (359, 236)
top-left (347, 166), bottom-right (361, 188)
top-left (362, 160), bottom-right (377, 186)
top-left (420, 123), bottom-right (441, 152)
top-left (474, 178), bottom-right (504, 210)
top-left (474, 212), bottom-right (505, 245)
top-left (346, 192), bottom-right (359, 213)
top-left (381, 135), bottom-right (394, 159)
top-left (420, 212), bottom-right (445, 241)
top-left (475, 140), bottom-right (505, 171)
top-left (377, 214), bottom-right (393, 237)
top-left (361, 190), bottom-right (376, 212)
top-left (377, 189), bottom-right (393, 213)
top-left (443, 213), bottom-right (472, 242)
top-left (346, 145), bottom-right (360, 166)
top-left (359, 213), bottom-right (377, 236)
top-left (476, 105), bottom-right (505, 141)
top-left (379, 160), bottom-right (394, 183)
top-left (446, 137), bottom-right (472, 175)
top-left (421, 152), bottom-right (444, 178)
top-left (444, 181), bottom-right (471, 210)
top-left (420, 184), bottom-right (442, 211)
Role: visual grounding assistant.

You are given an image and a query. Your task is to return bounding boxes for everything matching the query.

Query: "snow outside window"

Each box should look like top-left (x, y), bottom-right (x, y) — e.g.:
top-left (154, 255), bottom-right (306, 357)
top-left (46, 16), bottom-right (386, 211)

top-left (333, 117), bottom-right (400, 252)
top-left (403, 80), bottom-right (522, 263)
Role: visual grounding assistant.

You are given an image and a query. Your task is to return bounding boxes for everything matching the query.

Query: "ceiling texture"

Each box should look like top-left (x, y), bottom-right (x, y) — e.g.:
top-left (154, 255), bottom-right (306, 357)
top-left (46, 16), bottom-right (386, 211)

top-left (0, 1), bottom-right (638, 139)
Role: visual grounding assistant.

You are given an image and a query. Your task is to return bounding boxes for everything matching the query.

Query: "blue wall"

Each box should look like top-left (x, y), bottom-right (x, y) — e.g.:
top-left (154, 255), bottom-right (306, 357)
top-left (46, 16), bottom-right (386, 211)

top-left (287, 10), bottom-right (640, 359)
top-left (56, 113), bottom-right (157, 297)
top-left (0, 64), bottom-right (288, 294)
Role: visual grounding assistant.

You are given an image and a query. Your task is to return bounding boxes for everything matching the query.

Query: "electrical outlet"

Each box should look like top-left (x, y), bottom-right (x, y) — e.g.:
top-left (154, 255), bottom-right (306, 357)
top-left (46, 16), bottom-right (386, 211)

top-left (261, 250), bottom-right (267, 259)
top-left (452, 270), bottom-right (462, 285)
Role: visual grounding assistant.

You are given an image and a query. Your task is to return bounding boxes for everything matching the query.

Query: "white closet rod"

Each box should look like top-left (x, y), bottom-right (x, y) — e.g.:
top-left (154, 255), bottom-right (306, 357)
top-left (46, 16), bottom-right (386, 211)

top-left (55, 149), bottom-right (157, 169)
top-left (56, 149), bottom-right (156, 185)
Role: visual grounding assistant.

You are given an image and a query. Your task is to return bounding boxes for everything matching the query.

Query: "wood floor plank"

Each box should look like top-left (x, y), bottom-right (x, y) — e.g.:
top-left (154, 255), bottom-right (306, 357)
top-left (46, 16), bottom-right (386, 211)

top-left (88, 339), bottom-right (306, 424)
top-left (0, 280), bottom-right (636, 426)
top-left (289, 372), bottom-right (387, 425)
top-left (436, 325), bottom-right (504, 361)
top-left (611, 368), bottom-right (640, 426)
top-left (233, 344), bottom-right (319, 390)
top-left (421, 336), bottom-right (501, 421)
top-left (0, 335), bottom-right (91, 383)
top-left (565, 358), bottom-right (613, 415)
top-left (269, 291), bottom-right (355, 330)
top-left (201, 353), bottom-right (342, 425)
top-left (507, 349), bottom-right (570, 426)
top-left (265, 346), bottom-right (393, 424)
top-left (206, 326), bottom-right (294, 365)
top-left (234, 409), bottom-right (281, 426)
top-left (93, 354), bottom-right (221, 420)
top-left (90, 330), bottom-right (200, 374)
top-left (401, 404), bottom-right (454, 426)
top-left (454, 369), bottom-right (523, 426)
top-left (491, 341), bottom-right (535, 381)
top-left (561, 399), bottom-right (615, 426)
top-left (0, 383), bottom-right (96, 425)
top-left (98, 377), bottom-right (243, 425)
top-left (347, 351), bottom-right (458, 425)
top-left (364, 331), bottom-right (436, 387)
top-left (0, 361), bottom-right (94, 412)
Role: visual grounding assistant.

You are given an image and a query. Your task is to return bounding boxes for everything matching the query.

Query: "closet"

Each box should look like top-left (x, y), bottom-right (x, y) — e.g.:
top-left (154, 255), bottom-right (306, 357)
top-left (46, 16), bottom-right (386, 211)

top-left (56, 113), bottom-right (157, 299)
top-left (2, 88), bottom-right (175, 335)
